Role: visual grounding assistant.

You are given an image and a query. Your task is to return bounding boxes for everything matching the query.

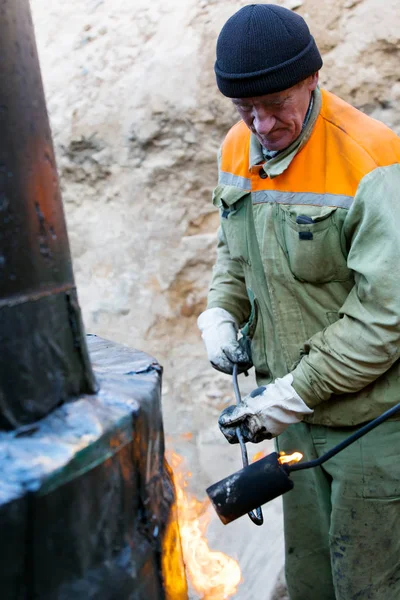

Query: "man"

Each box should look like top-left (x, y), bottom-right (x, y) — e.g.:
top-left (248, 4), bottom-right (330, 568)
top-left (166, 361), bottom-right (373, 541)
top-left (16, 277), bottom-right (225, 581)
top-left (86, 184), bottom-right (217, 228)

top-left (197, 4), bottom-right (400, 600)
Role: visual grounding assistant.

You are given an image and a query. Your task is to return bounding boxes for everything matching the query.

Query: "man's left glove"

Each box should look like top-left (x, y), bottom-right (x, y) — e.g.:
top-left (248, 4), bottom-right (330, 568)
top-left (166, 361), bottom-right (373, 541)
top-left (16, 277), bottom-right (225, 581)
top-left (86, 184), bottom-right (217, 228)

top-left (197, 307), bottom-right (252, 375)
top-left (218, 373), bottom-right (314, 443)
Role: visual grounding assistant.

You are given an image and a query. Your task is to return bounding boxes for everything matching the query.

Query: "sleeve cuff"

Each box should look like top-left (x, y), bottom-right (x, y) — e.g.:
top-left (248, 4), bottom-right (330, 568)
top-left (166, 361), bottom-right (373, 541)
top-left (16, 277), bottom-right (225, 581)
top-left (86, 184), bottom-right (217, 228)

top-left (291, 362), bottom-right (324, 410)
top-left (206, 300), bottom-right (244, 327)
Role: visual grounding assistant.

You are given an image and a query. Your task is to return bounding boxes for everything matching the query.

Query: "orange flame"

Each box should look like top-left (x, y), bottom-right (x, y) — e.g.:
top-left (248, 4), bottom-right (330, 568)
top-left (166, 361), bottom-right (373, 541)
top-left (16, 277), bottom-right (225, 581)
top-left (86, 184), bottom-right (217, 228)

top-left (167, 450), bottom-right (242, 599)
top-left (252, 450), bottom-right (266, 462)
top-left (278, 451), bottom-right (303, 465)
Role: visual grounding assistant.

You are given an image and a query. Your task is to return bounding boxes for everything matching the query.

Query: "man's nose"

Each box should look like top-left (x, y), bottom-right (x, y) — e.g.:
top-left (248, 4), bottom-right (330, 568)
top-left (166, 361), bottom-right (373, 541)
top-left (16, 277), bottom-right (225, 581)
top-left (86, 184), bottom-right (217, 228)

top-left (253, 110), bottom-right (275, 135)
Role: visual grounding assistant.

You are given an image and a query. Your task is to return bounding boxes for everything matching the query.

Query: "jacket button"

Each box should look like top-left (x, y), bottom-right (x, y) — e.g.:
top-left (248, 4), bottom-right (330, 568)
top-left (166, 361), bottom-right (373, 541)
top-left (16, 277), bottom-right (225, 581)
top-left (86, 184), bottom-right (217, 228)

top-left (259, 169), bottom-right (268, 179)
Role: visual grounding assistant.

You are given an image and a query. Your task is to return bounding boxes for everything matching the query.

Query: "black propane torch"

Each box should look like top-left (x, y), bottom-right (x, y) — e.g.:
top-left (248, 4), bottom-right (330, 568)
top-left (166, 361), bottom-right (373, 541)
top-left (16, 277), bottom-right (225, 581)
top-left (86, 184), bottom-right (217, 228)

top-left (206, 366), bottom-right (400, 526)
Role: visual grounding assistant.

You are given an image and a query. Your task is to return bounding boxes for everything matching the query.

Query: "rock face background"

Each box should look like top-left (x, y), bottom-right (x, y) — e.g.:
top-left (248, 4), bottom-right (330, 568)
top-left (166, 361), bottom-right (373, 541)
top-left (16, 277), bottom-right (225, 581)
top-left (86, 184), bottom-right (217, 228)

top-left (31, 1), bottom-right (400, 598)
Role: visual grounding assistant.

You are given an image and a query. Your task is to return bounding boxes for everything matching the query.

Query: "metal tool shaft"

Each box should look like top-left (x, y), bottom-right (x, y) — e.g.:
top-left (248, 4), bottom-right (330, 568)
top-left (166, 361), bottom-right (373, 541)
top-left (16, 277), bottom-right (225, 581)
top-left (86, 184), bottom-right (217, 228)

top-left (232, 364), bottom-right (263, 526)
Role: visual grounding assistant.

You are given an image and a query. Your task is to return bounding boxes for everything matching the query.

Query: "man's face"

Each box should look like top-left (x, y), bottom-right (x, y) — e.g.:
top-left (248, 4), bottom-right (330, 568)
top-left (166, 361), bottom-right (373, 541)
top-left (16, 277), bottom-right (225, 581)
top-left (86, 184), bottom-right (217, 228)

top-left (231, 74), bottom-right (319, 152)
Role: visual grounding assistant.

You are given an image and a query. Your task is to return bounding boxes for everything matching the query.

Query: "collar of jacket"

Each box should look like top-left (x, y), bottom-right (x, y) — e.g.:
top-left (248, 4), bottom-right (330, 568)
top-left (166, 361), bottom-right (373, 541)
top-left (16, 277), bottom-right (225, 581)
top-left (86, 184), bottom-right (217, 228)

top-left (249, 86), bottom-right (322, 179)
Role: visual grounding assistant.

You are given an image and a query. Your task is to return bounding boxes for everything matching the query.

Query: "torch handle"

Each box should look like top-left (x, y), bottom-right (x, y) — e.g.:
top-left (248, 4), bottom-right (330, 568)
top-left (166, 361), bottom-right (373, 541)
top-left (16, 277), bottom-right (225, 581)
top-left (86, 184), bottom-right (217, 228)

top-left (232, 364), bottom-right (264, 526)
top-left (287, 400), bottom-right (400, 473)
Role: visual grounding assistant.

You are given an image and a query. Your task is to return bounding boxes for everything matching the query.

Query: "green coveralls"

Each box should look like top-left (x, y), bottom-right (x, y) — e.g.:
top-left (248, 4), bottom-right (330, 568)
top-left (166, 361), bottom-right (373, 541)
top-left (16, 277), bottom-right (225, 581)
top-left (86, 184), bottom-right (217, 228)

top-left (207, 88), bottom-right (400, 599)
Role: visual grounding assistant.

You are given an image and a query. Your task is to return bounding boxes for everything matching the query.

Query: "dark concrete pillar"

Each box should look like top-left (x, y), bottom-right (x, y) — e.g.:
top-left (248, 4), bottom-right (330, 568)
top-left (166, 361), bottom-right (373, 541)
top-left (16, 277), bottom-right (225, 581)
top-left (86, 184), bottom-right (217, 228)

top-left (0, 0), bottom-right (96, 429)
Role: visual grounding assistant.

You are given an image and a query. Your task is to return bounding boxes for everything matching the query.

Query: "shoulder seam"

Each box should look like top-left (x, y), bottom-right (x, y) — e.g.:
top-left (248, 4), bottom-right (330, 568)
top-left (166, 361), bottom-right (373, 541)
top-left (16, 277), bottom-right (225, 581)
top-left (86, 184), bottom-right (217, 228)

top-left (359, 162), bottom-right (400, 185)
top-left (320, 114), bottom-right (379, 168)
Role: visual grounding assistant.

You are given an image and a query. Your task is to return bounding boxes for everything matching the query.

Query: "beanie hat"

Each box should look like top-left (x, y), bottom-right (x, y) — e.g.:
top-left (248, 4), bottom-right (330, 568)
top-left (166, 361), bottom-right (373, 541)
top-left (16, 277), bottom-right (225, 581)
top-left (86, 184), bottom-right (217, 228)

top-left (215, 4), bottom-right (323, 98)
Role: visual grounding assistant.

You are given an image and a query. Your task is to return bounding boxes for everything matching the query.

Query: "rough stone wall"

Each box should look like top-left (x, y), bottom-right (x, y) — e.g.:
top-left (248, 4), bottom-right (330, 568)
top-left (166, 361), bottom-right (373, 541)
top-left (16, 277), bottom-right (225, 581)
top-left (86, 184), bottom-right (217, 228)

top-left (31, 1), bottom-right (400, 597)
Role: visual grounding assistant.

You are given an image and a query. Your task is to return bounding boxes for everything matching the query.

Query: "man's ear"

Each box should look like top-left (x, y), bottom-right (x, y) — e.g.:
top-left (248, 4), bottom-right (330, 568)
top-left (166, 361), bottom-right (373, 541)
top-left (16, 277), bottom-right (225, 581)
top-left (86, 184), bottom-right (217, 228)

top-left (308, 72), bottom-right (319, 91)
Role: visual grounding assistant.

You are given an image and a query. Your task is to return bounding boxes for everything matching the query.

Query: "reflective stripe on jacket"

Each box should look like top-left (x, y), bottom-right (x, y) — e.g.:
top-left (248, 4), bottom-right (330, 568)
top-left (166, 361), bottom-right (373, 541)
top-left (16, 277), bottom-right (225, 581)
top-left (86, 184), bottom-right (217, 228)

top-left (208, 88), bottom-right (400, 426)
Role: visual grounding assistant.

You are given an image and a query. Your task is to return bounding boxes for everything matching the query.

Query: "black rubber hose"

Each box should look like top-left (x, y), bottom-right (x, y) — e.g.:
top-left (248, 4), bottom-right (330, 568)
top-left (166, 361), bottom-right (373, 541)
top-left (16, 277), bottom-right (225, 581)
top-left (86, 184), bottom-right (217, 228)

top-left (287, 401), bottom-right (400, 473)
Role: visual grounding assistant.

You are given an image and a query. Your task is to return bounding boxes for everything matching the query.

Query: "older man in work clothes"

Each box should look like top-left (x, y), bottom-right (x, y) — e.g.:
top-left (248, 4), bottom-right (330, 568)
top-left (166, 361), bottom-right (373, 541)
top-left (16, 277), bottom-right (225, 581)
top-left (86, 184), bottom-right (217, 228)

top-left (198, 4), bottom-right (400, 599)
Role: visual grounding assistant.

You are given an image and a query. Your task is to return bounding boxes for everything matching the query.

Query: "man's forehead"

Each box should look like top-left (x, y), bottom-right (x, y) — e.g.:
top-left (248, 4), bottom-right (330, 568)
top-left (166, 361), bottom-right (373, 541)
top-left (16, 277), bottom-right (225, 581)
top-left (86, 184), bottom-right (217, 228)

top-left (232, 88), bottom-right (295, 106)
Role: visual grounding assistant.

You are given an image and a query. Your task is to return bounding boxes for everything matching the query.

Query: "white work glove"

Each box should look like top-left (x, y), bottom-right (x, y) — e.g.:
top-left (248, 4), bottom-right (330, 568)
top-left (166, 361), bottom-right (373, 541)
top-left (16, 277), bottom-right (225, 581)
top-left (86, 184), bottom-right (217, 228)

top-left (218, 373), bottom-right (314, 443)
top-left (197, 307), bottom-right (252, 375)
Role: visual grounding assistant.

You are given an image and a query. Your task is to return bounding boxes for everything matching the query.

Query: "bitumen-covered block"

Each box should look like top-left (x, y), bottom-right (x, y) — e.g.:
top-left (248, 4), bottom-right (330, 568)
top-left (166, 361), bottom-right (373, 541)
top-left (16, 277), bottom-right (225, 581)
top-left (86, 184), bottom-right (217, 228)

top-left (0, 335), bottom-right (188, 600)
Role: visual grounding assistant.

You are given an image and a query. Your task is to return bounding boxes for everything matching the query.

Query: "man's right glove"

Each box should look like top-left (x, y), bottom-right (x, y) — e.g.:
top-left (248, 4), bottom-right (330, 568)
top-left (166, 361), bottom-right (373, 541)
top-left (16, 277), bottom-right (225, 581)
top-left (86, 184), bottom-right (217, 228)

top-left (197, 307), bottom-right (252, 375)
top-left (218, 373), bottom-right (314, 443)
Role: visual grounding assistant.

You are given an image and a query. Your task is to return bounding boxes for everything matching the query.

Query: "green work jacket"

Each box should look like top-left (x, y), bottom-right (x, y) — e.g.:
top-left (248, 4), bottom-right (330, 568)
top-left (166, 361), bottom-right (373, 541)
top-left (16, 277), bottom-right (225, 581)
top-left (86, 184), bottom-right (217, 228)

top-left (207, 88), bottom-right (400, 426)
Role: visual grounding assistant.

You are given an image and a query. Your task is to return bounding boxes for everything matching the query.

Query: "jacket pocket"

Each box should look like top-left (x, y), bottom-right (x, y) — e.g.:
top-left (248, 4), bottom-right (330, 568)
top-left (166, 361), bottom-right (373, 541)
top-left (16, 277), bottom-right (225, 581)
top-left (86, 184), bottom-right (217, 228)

top-left (213, 184), bottom-right (251, 264)
top-left (276, 204), bottom-right (351, 283)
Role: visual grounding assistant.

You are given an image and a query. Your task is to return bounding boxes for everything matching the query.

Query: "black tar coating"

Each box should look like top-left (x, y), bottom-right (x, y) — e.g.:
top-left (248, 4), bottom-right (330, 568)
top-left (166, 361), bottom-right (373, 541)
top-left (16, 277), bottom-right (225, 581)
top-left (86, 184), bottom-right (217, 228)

top-left (0, 335), bottom-right (188, 600)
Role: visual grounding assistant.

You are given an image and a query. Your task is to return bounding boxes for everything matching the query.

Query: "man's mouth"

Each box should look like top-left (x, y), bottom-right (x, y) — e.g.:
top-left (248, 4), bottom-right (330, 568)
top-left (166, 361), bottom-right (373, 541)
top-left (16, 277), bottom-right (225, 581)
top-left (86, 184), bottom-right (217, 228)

top-left (260, 130), bottom-right (283, 142)
top-left (258, 133), bottom-right (287, 150)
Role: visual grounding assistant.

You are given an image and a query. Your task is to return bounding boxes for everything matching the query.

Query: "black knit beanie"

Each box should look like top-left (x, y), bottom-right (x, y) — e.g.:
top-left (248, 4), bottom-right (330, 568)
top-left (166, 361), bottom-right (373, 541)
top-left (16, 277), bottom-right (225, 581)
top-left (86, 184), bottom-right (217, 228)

top-left (215, 4), bottom-right (323, 98)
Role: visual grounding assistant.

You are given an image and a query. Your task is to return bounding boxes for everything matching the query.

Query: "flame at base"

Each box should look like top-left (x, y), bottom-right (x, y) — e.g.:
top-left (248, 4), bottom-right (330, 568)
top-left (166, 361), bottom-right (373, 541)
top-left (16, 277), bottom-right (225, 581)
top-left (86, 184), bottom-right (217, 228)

top-left (161, 461), bottom-right (189, 600)
top-left (167, 450), bottom-right (242, 599)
